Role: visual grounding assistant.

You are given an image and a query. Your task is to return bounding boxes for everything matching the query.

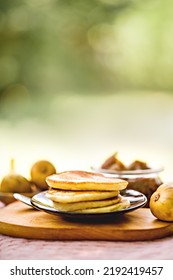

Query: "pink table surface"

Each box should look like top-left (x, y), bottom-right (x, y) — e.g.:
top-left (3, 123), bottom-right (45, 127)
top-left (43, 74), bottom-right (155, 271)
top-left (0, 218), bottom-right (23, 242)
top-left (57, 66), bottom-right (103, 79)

top-left (0, 201), bottom-right (173, 260)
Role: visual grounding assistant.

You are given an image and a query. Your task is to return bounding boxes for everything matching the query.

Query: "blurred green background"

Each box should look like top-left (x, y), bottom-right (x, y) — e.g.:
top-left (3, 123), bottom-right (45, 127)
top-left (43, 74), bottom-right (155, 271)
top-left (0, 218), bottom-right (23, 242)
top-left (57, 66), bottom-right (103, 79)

top-left (0, 0), bottom-right (173, 180)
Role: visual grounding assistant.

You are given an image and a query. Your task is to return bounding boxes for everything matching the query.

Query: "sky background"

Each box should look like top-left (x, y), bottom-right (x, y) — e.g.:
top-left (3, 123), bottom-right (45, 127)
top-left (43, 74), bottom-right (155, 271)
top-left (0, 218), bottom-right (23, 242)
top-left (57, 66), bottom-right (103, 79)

top-left (0, 0), bottom-right (173, 182)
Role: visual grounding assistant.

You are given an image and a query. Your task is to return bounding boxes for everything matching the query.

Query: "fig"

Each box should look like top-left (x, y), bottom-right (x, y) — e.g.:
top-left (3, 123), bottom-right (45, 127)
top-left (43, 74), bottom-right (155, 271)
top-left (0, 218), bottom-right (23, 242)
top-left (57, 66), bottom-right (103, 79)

top-left (149, 183), bottom-right (173, 221)
top-left (0, 174), bottom-right (31, 193)
top-left (30, 160), bottom-right (56, 190)
top-left (0, 159), bottom-right (32, 193)
top-left (128, 160), bottom-right (149, 170)
top-left (101, 152), bottom-right (126, 171)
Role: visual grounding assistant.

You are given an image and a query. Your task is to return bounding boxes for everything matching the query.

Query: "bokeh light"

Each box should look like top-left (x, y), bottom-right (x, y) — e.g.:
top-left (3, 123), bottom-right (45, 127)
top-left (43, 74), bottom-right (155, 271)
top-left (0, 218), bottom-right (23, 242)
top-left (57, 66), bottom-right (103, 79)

top-left (0, 0), bottom-right (173, 182)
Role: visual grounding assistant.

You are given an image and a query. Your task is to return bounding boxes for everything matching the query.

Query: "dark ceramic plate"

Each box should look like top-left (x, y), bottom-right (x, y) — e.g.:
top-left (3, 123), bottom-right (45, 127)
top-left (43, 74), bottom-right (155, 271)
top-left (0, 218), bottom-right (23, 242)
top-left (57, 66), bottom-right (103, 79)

top-left (31, 189), bottom-right (147, 219)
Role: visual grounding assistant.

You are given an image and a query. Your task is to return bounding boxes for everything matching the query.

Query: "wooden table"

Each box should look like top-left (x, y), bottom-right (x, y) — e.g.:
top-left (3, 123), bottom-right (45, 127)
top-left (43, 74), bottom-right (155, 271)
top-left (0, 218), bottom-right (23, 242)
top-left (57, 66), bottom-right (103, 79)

top-left (0, 201), bottom-right (173, 260)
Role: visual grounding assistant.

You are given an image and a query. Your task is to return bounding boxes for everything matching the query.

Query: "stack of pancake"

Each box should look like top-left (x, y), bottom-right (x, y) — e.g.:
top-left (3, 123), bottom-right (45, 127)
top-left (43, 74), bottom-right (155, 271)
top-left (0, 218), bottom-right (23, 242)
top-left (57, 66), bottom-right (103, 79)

top-left (45, 170), bottom-right (130, 213)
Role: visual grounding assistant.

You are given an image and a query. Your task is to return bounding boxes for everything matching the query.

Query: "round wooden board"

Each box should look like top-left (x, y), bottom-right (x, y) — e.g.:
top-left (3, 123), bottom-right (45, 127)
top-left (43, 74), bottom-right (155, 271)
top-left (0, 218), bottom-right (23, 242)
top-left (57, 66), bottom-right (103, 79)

top-left (0, 201), bottom-right (173, 241)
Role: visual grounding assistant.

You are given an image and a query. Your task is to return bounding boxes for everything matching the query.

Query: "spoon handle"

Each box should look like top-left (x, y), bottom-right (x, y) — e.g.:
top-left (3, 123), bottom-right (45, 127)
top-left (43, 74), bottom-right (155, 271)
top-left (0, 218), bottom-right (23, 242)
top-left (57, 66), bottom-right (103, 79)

top-left (13, 193), bottom-right (39, 210)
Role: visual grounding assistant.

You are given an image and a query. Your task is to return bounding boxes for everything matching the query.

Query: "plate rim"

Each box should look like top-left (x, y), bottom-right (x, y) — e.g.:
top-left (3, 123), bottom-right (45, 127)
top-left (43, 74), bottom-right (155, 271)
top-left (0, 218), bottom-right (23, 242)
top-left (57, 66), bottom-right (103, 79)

top-left (91, 165), bottom-right (164, 176)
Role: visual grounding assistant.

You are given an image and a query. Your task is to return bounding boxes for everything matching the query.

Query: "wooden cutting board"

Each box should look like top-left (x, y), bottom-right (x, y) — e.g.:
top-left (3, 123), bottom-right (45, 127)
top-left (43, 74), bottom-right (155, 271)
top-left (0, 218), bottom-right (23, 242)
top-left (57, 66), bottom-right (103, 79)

top-left (0, 201), bottom-right (173, 241)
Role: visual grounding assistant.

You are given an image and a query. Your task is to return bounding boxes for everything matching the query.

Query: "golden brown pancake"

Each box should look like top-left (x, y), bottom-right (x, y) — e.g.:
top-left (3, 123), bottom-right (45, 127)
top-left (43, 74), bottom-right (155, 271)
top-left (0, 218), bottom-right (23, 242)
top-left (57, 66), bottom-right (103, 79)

top-left (51, 195), bottom-right (121, 212)
top-left (74, 197), bottom-right (130, 213)
top-left (45, 189), bottom-right (119, 203)
top-left (46, 170), bottom-right (128, 191)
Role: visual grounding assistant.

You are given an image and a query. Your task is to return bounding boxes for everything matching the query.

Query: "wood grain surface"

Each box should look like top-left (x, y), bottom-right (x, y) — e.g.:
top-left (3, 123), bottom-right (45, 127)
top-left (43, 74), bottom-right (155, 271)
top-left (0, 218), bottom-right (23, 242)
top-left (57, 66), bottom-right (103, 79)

top-left (0, 201), bottom-right (173, 241)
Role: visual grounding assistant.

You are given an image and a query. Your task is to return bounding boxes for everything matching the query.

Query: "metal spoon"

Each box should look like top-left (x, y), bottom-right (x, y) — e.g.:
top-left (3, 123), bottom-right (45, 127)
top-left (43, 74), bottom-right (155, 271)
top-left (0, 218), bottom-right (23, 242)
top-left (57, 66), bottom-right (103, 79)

top-left (13, 193), bottom-right (39, 210)
top-left (13, 192), bottom-right (60, 216)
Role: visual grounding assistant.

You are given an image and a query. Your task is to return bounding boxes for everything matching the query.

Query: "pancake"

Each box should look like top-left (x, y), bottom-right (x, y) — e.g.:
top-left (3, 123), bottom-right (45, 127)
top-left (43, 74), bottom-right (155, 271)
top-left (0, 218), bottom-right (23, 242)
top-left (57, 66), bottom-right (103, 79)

top-left (46, 170), bottom-right (128, 191)
top-left (51, 195), bottom-right (121, 212)
top-left (74, 197), bottom-right (130, 213)
top-left (45, 189), bottom-right (119, 203)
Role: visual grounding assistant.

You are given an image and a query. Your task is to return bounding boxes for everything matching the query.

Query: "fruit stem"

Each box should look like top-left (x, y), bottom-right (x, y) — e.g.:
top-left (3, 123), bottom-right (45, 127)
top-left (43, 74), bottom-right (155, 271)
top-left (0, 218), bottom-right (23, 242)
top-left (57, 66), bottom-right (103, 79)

top-left (154, 193), bottom-right (160, 202)
top-left (10, 158), bottom-right (15, 173)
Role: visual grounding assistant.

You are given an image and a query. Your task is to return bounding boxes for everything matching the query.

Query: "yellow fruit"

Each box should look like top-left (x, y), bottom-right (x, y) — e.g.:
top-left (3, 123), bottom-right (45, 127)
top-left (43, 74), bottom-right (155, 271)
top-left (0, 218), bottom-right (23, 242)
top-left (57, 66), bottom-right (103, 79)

top-left (30, 160), bottom-right (56, 190)
top-left (0, 174), bottom-right (31, 193)
top-left (149, 183), bottom-right (173, 221)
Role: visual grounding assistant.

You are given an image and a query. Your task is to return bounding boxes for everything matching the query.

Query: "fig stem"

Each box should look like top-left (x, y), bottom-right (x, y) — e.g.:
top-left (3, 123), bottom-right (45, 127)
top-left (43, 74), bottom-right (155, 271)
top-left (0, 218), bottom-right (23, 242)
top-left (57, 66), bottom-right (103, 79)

top-left (154, 193), bottom-right (160, 202)
top-left (10, 158), bottom-right (15, 173)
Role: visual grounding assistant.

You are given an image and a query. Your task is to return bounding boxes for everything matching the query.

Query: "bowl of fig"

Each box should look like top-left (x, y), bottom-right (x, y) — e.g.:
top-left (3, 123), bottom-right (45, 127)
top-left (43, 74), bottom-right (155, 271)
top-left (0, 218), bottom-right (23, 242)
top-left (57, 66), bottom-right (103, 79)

top-left (92, 152), bottom-right (164, 207)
